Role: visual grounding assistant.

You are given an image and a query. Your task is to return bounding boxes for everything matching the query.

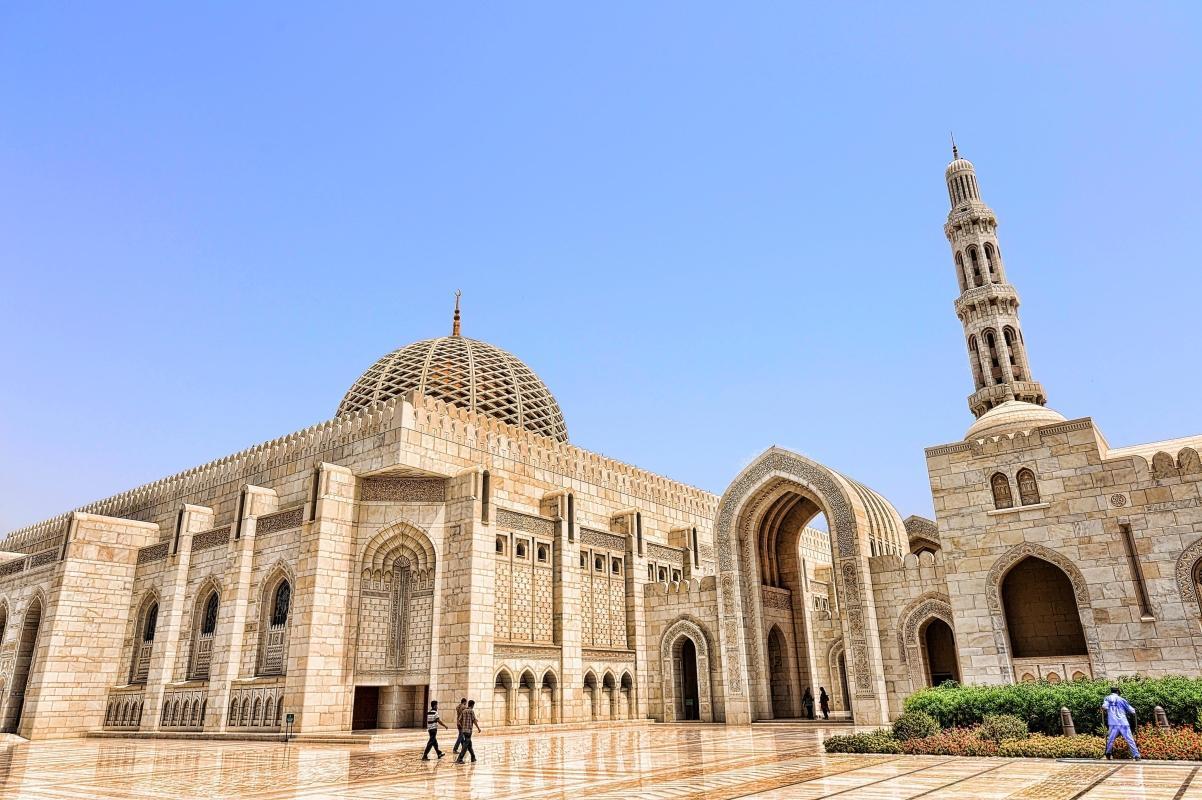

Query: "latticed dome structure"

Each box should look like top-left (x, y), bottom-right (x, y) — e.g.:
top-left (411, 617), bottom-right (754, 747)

top-left (338, 299), bottom-right (568, 442)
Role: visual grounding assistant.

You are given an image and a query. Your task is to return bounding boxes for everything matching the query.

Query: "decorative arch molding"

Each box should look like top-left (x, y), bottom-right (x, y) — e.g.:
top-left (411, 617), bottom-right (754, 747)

top-left (985, 542), bottom-right (1105, 681)
top-left (896, 592), bottom-right (954, 692)
top-left (1175, 537), bottom-right (1202, 610)
top-left (256, 560), bottom-right (295, 677)
top-left (826, 639), bottom-right (845, 712)
top-left (714, 447), bottom-right (898, 725)
top-left (659, 616), bottom-right (714, 723)
top-left (356, 518), bottom-right (437, 676)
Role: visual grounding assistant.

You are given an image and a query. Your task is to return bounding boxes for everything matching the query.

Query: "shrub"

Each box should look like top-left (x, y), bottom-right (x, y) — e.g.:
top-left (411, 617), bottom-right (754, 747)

top-left (1133, 725), bottom-right (1202, 761)
top-left (978, 714), bottom-right (1029, 742)
top-left (892, 711), bottom-right (940, 741)
top-left (997, 734), bottom-right (1106, 759)
top-left (823, 729), bottom-right (900, 754)
top-left (900, 726), bottom-right (999, 756)
top-left (904, 676), bottom-right (1202, 734)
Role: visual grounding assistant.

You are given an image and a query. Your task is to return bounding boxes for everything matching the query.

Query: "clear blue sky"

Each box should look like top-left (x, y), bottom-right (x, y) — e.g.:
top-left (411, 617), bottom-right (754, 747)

top-left (2, 4), bottom-right (1200, 532)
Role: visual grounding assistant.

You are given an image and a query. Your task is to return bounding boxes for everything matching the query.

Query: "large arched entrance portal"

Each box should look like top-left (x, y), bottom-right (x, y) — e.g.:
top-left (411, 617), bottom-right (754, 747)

top-left (715, 448), bottom-right (904, 725)
top-left (2, 598), bottom-right (43, 733)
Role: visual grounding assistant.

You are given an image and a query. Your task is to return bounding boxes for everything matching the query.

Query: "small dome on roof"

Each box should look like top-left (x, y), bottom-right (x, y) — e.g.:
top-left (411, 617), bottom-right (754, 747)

top-left (946, 157), bottom-right (975, 177)
top-left (966, 400), bottom-right (1066, 440)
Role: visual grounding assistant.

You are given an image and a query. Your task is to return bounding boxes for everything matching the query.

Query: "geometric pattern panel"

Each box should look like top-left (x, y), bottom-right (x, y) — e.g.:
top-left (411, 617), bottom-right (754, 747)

top-left (337, 336), bottom-right (568, 442)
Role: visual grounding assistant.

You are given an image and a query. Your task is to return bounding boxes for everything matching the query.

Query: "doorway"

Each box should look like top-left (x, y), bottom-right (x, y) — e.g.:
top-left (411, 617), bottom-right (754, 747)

top-left (767, 626), bottom-right (792, 718)
top-left (921, 618), bottom-right (960, 686)
top-left (352, 686), bottom-right (380, 730)
top-left (679, 638), bottom-right (700, 721)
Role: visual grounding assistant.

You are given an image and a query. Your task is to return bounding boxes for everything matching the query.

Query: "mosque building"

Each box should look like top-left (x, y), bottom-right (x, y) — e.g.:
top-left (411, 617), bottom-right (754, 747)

top-left (0, 150), bottom-right (1199, 739)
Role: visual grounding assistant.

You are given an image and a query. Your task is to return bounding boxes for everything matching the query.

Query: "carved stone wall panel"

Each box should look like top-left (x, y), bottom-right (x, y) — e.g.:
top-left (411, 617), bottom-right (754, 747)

top-left (497, 508), bottom-right (556, 537)
top-left (361, 477), bottom-right (446, 503)
top-left (257, 507), bottom-right (303, 535)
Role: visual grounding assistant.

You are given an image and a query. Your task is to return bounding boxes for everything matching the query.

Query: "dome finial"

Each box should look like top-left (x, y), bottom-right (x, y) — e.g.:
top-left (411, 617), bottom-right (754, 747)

top-left (950, 131), bottom-right (959, 160)
top-left (452, 290), bottom-right (462, 336)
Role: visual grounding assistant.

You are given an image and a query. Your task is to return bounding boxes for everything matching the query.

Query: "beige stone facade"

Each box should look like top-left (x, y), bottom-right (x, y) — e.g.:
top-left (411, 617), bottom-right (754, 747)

top-left (1, 149), bottom-right (1199, 739)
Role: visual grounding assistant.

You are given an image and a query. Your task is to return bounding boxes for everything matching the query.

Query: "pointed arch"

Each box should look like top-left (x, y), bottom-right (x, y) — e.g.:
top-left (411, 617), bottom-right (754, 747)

top-left (188, 576), bottom-right (222, 681)
top-left (660, 616), bottom-right (715, 722)
top-left (985, 542), bottom-right (1104, 681)
top-left (357, 519), bottom-right (437, 675)
top-left (1, 592), bottom-right (45, 733)
top-left (714, 447), bottom-right (900, 725)
top-left (257, 560), bottom-right (294, 676)
top-left (897, 593), bottom-right (957, 692)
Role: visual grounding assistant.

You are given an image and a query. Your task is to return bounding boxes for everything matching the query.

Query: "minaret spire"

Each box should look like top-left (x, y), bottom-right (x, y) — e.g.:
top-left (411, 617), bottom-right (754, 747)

top-left (944, 147), bottom-right (1047, 418)
top-left (451, 290), bottom-right (462, 336)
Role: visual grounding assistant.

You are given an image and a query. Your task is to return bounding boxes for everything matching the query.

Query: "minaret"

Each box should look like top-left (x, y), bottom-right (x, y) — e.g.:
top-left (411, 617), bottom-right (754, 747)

top-left (945, 143), bottom-right (1047, 418)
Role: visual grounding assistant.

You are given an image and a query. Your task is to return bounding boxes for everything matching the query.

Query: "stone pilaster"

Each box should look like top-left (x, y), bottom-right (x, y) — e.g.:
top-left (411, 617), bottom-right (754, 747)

top-left (204, 487), bottom-right (267, 729)
top-left (20, 513), bottom-right (159, 739)
top-left (284, 463), bottom-right (355, 732)
top-left (144, 504), bottom-right (213, 730)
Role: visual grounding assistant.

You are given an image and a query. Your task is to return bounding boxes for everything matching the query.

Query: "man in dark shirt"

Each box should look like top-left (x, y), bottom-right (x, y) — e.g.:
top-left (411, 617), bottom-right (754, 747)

top-left (421, 700), bottom-right (448, 760)
top-left (454, 699), bottom-right (482, 763)
top-left (452, 698), bottom-right (468, 755)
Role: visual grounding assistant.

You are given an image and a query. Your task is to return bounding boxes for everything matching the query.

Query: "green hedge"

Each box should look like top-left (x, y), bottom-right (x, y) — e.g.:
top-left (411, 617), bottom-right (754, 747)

top-left (904, 676), bottom-right (1202, 734)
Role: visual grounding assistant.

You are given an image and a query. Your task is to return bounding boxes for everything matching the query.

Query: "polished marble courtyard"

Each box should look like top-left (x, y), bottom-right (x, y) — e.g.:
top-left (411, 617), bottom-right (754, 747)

top-left (0, 723), bottom-right (1200, 799)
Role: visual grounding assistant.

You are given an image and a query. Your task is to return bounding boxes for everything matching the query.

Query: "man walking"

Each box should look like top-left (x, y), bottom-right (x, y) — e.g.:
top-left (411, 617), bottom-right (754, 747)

top-left (452, 697), bottom-right (468, 756)
top-left (455, 699), bottom-right (482, 764)
top-left (1101, 686), bottom-right (1141, 760)
top-left (421, 700), bottom-right (449, 760)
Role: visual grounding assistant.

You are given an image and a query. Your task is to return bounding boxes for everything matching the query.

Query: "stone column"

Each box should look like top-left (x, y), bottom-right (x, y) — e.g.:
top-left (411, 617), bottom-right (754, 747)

top-left (20, 513), bottom-right (160, 739)
top-left (144, 504), bottom-right (213, 731)
top-left (284, 463), bottom-right (356, 732)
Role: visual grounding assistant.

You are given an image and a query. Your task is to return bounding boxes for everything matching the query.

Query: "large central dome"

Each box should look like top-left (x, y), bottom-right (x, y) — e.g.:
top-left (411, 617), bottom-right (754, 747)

top-left (338, 334), bottom-right (568, 443)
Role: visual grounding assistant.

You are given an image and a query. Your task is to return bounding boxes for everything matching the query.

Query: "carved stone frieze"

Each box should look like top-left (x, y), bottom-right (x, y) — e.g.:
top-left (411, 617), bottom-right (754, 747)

top-left (257, 507), bottom-right (303, 535)
top-left (497, 508), bottom-right (557, 537)
top-left (361, 477), bottom-right (446, 503)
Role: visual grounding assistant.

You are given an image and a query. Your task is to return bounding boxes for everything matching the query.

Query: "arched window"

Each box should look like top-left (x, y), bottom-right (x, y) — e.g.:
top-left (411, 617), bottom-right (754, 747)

top-left (984, 330), bottom-right (1003, 384)
top-left (969, 247), bottom-right (983, 286)
top-left (190, 590), bottom-right (219, 680)
top-left (258, 577), bottom-right (291, 677)
top-left (984, 242), bottom-right (997, 280)
top-left (955, 252), bottom-right (967, 292)
top-left (967, 335), bottom-right (984, 389)
top-left (1016, 469), bottom-right (1040, 505)
top-left (143, 603), bottom-right (159, 642)
top-left (201, 594), bottom-right (219, 635)
top-left (991, 473), bottom-right (1014, 510)
top-left (270, 582), bottom-right (290, 627)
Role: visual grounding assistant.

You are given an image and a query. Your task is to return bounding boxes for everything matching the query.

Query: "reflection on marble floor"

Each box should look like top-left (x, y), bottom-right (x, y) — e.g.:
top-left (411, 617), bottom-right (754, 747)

top-left (0, 723), bottom-right (1200, 799)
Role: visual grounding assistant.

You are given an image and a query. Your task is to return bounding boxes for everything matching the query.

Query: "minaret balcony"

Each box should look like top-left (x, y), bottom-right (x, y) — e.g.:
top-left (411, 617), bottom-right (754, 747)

top-left (968, 381), bottom-right (1048, 418)
top-left (954, 284), bottom-right (1019, 317)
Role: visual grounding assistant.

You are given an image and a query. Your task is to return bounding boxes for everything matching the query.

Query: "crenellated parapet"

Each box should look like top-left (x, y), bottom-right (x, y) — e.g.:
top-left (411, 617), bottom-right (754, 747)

top-left (4, 388), bottom-right (718, 553)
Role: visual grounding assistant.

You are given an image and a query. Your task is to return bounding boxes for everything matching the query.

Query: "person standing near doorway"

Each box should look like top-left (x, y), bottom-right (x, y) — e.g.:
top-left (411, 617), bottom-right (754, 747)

top-left (455, 699), bottom-right (482, 764)
top-left (803, 688), bottom-right (815, 720)
top-left (421, 700), bottom-right (448, 760)
top-left (819, 687), bottom-right (830, 720)
top-left (452, 698), bottom-right (468, 756)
